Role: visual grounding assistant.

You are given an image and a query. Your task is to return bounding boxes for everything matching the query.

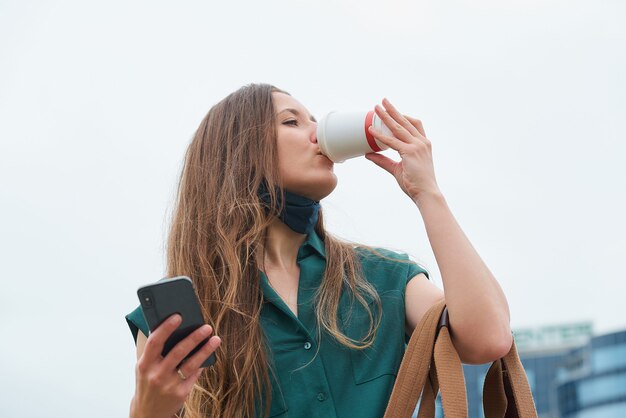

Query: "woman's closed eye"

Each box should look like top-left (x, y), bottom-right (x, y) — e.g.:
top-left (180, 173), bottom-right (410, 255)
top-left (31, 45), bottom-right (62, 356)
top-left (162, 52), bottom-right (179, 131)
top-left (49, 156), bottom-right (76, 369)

top-left (283, 119), bottom-right (298, 126)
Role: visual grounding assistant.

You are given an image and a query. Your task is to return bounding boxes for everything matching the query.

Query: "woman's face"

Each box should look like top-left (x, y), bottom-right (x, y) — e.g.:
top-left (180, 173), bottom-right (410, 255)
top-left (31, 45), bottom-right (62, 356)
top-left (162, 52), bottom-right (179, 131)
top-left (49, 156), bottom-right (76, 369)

top-left (273, 92), bottom-right (337, 201)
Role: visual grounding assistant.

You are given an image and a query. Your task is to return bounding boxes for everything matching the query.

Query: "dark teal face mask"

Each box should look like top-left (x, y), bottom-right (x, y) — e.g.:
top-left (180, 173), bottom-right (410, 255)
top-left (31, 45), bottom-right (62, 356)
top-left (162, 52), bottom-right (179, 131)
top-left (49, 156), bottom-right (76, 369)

top-left (258, 183), bottom-right (320, 235)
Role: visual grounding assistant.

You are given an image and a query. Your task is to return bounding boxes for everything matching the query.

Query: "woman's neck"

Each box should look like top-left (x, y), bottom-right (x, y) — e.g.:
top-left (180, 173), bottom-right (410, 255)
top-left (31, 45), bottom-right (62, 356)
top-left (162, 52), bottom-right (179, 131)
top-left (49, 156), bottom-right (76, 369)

top-left (261, 218), bottom-right (307, 270)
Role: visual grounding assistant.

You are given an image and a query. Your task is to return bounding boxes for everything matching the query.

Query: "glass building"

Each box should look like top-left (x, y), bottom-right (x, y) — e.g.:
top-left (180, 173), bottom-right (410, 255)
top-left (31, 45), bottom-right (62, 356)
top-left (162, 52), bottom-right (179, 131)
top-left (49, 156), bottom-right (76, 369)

top-left (556, 330), bottom-right (626, 417)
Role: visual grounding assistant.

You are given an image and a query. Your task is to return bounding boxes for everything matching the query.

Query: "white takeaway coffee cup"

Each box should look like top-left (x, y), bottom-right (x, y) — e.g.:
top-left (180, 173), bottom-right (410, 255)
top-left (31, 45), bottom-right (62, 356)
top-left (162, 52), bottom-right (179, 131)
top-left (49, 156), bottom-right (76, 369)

top-left (317, 110), bottom-right (392, 163)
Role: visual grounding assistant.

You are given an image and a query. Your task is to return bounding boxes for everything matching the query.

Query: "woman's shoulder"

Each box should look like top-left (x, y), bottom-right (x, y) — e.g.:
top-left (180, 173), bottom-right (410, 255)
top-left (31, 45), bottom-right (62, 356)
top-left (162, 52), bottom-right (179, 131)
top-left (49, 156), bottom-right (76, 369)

top-left (353, 245), bottom-right (430, 284)
top-left (355, 245), bottom-right (410, 260)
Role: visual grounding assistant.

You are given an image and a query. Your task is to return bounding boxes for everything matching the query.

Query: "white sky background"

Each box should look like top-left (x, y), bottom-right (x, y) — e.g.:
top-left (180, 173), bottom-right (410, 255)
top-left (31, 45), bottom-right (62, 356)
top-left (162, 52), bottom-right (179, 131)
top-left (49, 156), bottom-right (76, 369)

top-left (1, 0), bottom-right (624, 416)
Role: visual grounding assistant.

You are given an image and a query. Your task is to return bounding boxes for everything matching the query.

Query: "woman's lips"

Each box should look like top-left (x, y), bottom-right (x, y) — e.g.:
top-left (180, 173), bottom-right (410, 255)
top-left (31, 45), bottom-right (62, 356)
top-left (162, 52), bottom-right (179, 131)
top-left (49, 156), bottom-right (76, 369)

top-left (318, 154), bottom-right (334, 165)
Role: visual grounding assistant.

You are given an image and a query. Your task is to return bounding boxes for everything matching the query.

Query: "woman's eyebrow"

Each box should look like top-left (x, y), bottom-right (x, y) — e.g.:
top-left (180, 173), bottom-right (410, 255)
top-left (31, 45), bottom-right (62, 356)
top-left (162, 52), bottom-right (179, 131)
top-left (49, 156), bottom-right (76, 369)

top-left (277, 108), bottom-right (317, 123)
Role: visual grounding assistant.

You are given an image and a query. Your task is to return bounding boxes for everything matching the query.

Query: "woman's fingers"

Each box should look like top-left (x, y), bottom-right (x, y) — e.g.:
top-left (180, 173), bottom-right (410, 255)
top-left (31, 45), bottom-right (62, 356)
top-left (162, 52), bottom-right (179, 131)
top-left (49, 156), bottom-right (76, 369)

top-left (374, 105), bottom-right (412, 144)
top-left (177, 335), bottom-right (222, 378)
top-left (161, 324), bottom-right (215, 370)
top-left (368, 125), bottom-right (404, 152)
top-left (365, 152), bottom-right (398, 176)
top-left (141, 314), bottom-right (182, 363)
top-left (382, 99), bottom-right (422, 137)
top-left (132, 317), bottom-right (219, 418)
top-left (404, 115), bottom-right (426, 138)
top-left (375, 98), bottom-right (429, 147)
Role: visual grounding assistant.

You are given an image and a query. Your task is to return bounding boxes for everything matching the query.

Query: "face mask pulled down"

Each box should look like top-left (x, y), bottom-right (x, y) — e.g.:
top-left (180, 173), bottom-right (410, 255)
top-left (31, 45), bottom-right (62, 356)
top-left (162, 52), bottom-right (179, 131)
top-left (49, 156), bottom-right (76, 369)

top-left (258, 183), bottom-right (320, 235)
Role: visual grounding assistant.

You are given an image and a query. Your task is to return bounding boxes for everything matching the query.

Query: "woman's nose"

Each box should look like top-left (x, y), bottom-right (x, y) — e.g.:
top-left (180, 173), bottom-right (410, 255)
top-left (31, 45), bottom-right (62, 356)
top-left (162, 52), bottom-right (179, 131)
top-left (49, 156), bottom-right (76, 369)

top-left (310, 125), bottom-right (318, 144)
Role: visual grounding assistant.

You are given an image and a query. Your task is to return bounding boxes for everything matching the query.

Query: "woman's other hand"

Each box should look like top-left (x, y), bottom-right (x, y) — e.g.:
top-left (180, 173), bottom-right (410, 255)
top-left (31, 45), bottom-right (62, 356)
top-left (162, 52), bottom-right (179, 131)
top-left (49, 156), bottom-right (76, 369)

top-left (130, 314), bottom-right (222, 418)
top-left (365, 98), bottom-right (441, 204)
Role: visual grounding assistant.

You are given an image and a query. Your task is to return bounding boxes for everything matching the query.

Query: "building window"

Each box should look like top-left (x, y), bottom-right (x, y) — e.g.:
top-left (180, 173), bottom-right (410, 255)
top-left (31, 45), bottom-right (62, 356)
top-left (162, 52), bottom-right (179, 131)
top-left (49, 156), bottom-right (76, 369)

top-left (579, 372), bottom-right (626, 407)
top-left (573, 400), bottom-right (626, 418)
top-left (592, 344), bottom-right (626, 373)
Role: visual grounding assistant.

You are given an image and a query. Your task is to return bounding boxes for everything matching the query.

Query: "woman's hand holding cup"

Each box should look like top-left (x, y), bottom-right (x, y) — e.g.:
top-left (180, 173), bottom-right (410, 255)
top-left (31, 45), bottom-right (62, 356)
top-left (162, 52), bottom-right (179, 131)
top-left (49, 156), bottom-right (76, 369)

top-left (365, 99), bottom-right (442, 205)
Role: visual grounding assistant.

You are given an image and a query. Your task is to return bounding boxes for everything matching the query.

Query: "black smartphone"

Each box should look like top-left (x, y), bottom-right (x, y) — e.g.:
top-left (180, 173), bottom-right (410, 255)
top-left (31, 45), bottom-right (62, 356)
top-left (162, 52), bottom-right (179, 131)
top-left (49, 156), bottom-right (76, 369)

top-left (137, 276), bottom-right (216, 367)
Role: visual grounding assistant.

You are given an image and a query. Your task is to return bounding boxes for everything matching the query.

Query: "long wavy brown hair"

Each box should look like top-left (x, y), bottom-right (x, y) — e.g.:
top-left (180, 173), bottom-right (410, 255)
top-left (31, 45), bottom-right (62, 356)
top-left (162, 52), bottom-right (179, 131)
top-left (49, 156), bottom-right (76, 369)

top-left (166, 83), bottom-right (382, 417)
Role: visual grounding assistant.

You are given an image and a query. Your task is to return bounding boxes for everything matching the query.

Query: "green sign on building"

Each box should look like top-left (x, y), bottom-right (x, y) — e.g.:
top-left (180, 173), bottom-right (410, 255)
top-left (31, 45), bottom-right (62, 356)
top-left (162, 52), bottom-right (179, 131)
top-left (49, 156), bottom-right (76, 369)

top-left (513, 322), bottom-right (593, 352)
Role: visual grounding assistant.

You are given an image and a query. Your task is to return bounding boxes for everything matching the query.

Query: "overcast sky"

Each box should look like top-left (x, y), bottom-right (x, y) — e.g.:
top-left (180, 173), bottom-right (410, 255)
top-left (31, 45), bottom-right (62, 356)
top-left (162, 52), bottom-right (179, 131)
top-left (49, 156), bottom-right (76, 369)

top-left (1, 1), bottom-right (624, 417)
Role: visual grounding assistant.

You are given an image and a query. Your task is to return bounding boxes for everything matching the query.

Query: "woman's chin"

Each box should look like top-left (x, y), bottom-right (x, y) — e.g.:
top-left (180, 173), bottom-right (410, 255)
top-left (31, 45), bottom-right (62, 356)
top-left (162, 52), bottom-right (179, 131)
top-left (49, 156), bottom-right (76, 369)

top-left (301, 180), bottom-right (338, 202)
top-left (283, 171), bottom-right (338, 201)
top-left (314, 176), bottom-right (338, 201)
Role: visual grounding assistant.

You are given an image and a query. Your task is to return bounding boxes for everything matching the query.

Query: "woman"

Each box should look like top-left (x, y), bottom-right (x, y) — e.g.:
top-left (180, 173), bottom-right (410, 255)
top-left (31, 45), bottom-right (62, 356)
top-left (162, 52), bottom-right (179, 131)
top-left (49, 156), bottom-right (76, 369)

top-left (125, 83), bottom-right (512, 418)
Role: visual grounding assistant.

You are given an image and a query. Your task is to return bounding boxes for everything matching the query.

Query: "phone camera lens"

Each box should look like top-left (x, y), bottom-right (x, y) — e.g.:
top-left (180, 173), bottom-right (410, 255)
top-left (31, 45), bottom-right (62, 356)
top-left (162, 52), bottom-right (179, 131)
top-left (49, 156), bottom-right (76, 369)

top-left (141, 291), bottom-right (154, 308)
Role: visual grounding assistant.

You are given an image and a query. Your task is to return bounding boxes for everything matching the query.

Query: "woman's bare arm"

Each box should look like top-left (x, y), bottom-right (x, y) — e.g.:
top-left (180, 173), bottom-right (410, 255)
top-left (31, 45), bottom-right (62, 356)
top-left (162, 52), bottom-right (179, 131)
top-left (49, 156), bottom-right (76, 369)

top-left (405, 192), bottom-right (512, 364)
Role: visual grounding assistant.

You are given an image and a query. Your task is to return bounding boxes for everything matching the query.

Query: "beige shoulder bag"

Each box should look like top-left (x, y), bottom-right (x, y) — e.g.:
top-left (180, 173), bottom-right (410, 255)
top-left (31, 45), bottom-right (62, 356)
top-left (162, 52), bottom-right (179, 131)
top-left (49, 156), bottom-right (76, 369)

top-left (384, 300), bottom-right (538, 418)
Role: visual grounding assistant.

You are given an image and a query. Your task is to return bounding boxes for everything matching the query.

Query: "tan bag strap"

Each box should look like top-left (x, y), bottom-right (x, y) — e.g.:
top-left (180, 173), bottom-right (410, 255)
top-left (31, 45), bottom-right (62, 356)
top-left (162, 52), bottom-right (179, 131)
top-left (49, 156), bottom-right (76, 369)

top-left (416, 365), bottom-right (438, 418)
top-left (434, 325), bottom-right (468, 417)
top-left (501, 342), bottom-right (537, 417)
top-left (483, 360), bottom-right (507, 416)
top-left (383, 300), bottom-right (446, 418)
top-left (384, 300), bottom-right (538, 418)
